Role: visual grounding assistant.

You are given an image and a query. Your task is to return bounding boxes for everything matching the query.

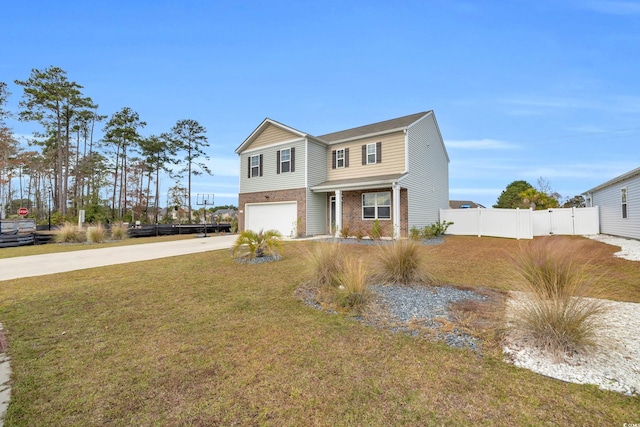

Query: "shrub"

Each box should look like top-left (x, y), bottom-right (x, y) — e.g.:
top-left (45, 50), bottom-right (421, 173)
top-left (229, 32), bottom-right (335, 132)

top-left (232, 229), bottom-right (283, 260)
top-left (55, 223), bottom-right (84, 243)
top-left (409, 226), bottom-right (422, 241)
top-left (110, 222), bottom-right (129, 240)
top-left (376, 239), bottom-right (431, 285)
top-left (507, 238), bottom-right (610, 359)
top-left (422, 220), bottom-right (453, 239)
top-left (50, 212), bottom-right (73, 226)
top-left (306, 241), bottom-right (345, 287)
top-left (334, 257), bottom-right (370, 310)
top-left (340, 223), bottom-right (352, 239)
top-left (230, 217), bottom-right (238, 233)
top-left (368, 219), bottom-right (383, 240)
top-left (353, 227), bottom-right (366, 241)
top-left (87, 224), bottom-right (106, 243)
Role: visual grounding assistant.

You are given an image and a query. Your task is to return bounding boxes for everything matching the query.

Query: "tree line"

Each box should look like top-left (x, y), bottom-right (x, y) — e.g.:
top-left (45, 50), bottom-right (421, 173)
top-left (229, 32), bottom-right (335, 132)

top-left (493, 178), bottom-right (585, 209)
top-left (0, 66), bottom-right (212, 225)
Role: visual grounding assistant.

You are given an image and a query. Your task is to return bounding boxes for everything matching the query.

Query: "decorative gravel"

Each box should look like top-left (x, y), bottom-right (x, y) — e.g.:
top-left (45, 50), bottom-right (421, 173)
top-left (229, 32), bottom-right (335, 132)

top-left (503, 235), bottom-right (640, 396)
top-left (369, 285), bottom-right (488, 351)
top-left (297, 283), bottom-right (490, 352)
top-left (235, 255), bottom-right (282, 264)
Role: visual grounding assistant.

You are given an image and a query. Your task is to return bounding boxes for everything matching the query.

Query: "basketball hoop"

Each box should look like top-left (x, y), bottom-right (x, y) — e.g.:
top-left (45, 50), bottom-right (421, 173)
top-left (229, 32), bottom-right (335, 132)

top-left (196, 194), bottom-right (215, 237)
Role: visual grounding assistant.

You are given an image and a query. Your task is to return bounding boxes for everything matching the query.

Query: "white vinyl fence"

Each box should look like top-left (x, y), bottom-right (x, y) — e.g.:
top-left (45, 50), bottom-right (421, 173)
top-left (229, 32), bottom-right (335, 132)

top-left (440, 207), bottom-right (600, 239)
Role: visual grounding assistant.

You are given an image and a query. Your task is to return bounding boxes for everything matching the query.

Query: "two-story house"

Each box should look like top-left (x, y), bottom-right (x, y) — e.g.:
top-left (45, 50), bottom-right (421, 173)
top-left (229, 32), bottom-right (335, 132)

top-left (235, 111), bottom-right (449, 238)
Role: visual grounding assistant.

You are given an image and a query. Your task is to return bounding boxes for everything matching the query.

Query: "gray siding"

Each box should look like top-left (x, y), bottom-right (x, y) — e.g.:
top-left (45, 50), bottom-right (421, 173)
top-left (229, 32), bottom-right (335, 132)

top-left (306, 140), bottom-right (328, 234)
top-left (591, 174), bottom-right (640, 239)
top-left (239, 138), bottom-right (306, 193)
top-left (403, 113), bottom-right (449, 228)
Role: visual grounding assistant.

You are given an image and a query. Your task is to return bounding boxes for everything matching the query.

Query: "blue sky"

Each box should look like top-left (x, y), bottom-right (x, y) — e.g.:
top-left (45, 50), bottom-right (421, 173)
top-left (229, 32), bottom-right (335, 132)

top-left (2, 0), bottom-right (639, 209)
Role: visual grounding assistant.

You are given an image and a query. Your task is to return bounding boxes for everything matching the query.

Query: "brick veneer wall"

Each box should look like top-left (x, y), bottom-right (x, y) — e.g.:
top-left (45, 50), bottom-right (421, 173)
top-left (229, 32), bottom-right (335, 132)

top-left (327, 188), bottom-right (408, 238)
top-left (238, 188), bottom-right (307, 235)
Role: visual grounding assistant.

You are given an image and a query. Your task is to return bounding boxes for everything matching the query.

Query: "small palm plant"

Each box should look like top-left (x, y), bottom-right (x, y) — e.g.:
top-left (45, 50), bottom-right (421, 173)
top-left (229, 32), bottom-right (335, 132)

top-left (232, 229), bottom-right (283, 261)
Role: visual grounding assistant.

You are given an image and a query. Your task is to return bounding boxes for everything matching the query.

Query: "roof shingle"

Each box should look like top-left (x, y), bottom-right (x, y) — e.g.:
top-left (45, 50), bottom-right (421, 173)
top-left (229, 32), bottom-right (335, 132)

top-left (317, 111), bottom-right (431, 143)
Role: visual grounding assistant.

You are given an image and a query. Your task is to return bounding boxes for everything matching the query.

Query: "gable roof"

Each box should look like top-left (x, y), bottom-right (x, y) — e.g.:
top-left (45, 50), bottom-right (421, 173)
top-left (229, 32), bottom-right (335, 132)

top-left (583, 166), bottom-right (640, 194)
top-left (235, 118), bottom-right (313, 154)
top-left (317, 111), bottom-right (432, 143)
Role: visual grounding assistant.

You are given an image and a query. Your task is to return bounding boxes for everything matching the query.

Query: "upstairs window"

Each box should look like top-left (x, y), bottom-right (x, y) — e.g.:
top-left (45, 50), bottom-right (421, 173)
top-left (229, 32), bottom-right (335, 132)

top-left (362, 191), bottom-right (391, 219)
top-left (280, 148), bottom-right (291, 173)
top-left (332, 148), bottom-right (349, 169)
top-left (337, 149), bottom-right (345, 168)
top-left (362, 142), bottom-right (382, 165)
top-left (367, 143), bottom-right (376, 164)
top-left (622, 187), bottom-right (628, 219)
top-left (277, 147), bottom-right (295, 174)
top-left (249, 154), bottom-right (262, 178)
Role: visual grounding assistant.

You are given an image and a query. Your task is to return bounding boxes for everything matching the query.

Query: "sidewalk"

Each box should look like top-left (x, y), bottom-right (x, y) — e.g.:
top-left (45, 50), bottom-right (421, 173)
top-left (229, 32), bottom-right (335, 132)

top-left (0, 234), bottom-right (238, 282)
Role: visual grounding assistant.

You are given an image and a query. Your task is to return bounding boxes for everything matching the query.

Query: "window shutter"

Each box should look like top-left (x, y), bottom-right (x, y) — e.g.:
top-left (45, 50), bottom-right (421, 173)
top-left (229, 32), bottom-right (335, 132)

top-left (247, 156), bottom-right (251, 178)
top-left (345, 147), bottom-right (349, 167)
top-left (277, 150), bottom-right (280, 174)
top-left (362, 144), bottom-right (366, 165)
top-left (259, 154), bottom-right (263, 176)
top-left (291, 147), bottom-right (295, 172)
top-left (332, 150), bottom-right (336, 169)
top-left (376, 142), bottom-right (382, 163)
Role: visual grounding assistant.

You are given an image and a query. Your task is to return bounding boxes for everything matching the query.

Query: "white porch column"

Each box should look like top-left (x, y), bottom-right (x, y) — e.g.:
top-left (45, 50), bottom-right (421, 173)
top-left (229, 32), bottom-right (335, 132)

top-left (335, 190), bottom-right (342, 237)
top-left (392, 183), bottom-right (400, 239)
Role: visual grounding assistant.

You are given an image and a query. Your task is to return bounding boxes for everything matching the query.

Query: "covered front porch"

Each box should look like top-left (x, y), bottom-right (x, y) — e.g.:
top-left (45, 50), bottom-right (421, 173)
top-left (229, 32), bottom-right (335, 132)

top-left (310, 174), bottom-right (408, 238)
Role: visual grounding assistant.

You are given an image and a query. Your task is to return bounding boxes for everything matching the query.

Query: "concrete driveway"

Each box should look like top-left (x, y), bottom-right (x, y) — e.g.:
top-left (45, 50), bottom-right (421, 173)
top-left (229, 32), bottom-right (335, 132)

top-left (0, 234), bottom-right (238, 282)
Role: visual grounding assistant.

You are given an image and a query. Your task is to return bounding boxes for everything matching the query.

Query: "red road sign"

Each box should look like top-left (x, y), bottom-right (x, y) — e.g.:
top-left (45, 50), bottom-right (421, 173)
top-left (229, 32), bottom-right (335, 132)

top-left (17, 207), bottom-right (29, 216)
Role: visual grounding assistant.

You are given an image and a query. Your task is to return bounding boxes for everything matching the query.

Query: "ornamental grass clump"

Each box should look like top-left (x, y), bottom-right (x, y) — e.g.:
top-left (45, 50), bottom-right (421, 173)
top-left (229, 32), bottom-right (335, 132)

top-left (110, 222), bottom-right (129, 240)
top-left (334, 257), bottom-right (370, 310)
top-left (306, 240), bottom-right (345, 287)
top-left (376, 239), bottom-right (432, 285)
top-left (55, 222), bottom-right (84, 243)
top-left (232, 229), bottom-right (283, 261)
top-left (508, 237), bottom-right (610, 359)
top-left (87, 224), bottom-right (106, 243)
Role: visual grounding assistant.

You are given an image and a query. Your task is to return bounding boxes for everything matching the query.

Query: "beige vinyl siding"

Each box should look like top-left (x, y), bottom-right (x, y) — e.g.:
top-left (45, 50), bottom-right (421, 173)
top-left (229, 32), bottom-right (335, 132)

top-left (239, 139), bottom-right (306, 194)
top-left (592, 174), bottom-right (640, 239)
top-left (248, 123), bottom-right (302, 150)
top-left (306, 140), bottom-right (328, 234)
top-left (403, 112), bottom-right (450, 227)
top-left (327, 131), bottom-right (405, 180)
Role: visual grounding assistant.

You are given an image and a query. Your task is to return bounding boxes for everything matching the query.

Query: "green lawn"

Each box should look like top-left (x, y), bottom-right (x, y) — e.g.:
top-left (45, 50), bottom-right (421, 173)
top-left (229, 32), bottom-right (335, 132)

top-left (0, 236), bottom-right (638, 426)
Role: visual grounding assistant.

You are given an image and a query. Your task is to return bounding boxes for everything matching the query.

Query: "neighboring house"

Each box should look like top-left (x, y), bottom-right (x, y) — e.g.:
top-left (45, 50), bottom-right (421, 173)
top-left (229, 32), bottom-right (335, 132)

top-left (449, 200), bottom-right (485, 209)
top-left (235, 111), bottom-right (450, 238)
top-left (212, 208), bottom-right (238, 222)
top-left (584, 166), bottom-right (640, 240)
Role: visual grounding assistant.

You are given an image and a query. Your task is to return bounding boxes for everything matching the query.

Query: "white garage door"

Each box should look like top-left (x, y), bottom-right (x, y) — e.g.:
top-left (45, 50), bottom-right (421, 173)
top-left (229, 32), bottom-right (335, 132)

top-left (245, 202), bottom-right (297, 237)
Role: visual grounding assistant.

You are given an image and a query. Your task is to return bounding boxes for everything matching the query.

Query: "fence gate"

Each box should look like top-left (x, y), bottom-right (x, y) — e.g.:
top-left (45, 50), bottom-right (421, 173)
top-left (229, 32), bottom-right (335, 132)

top-left (440, 207), bottom-right (599, 239)
top-left (532, 209), bottom-right (576, 235)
